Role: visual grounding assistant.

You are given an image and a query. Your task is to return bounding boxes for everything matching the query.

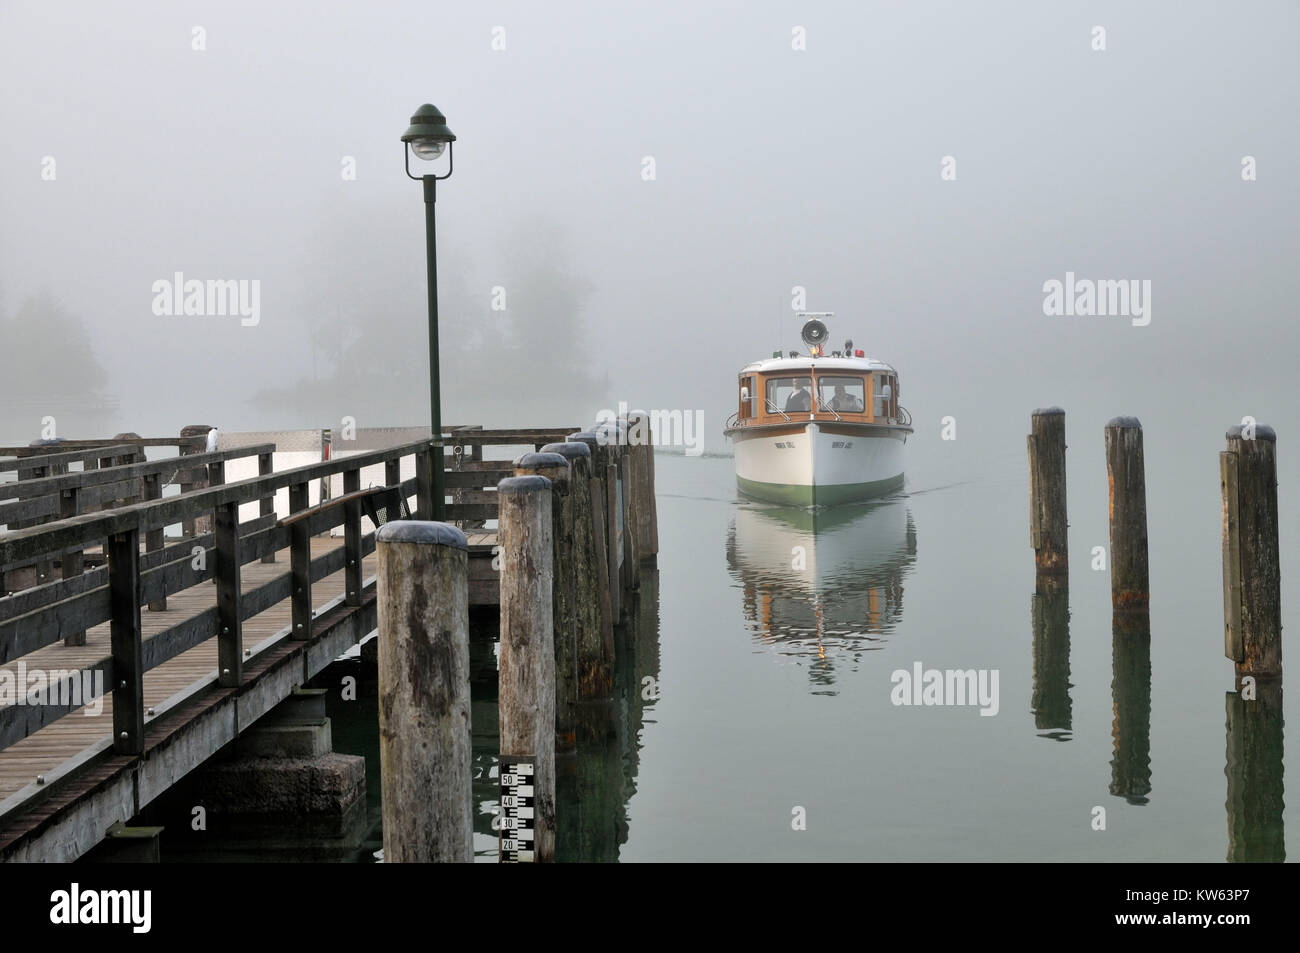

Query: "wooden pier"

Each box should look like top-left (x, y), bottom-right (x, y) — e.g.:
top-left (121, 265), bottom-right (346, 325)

top-left (0, 422), bottom-right (654, 862)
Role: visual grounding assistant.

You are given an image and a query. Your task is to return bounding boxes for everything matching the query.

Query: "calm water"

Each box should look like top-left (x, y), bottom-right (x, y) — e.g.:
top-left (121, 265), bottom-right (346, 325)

top-left (153, 438), bottom-right (1292, 862)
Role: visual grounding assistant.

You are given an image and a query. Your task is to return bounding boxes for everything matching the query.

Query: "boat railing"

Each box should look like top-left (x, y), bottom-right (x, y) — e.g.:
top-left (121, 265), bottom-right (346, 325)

top-left (898, 405), bottom-right (912, 427)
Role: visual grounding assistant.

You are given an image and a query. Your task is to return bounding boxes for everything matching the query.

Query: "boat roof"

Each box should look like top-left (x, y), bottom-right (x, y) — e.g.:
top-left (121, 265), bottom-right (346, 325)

top-left (738, 356), bottom-right (897, 375)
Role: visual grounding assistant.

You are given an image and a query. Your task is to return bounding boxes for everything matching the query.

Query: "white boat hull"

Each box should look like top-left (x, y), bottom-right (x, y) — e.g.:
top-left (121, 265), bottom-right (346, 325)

top-left (730, 421), bottom-right (906, 505)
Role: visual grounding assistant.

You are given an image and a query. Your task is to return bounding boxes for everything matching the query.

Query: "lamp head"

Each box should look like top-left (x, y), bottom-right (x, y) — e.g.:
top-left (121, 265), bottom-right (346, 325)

top-left (402, 104), bottom-right (456, 160)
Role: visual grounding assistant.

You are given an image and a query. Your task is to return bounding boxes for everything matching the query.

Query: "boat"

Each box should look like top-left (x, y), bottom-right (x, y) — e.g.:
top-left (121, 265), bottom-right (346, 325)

top-left (723, 313), bottom-right (912, 505)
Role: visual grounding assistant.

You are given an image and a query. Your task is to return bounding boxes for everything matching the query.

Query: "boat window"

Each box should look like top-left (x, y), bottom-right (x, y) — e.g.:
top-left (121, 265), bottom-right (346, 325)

top-left (739, 376), bottom-right (758, 418)
top-left (766, 376), bottom-right (813, 414)
top-left (817, 376), bottom-right (866, 413)
top-left (874, 374), bottom-right (895, 419)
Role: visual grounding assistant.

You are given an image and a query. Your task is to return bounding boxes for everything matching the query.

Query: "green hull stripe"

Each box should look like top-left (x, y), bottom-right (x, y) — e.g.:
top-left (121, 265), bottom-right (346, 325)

top-left (736, 473), bottom-right (904, 506)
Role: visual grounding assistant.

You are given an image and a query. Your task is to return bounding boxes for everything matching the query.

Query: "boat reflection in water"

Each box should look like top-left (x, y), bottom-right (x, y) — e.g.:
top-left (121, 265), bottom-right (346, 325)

top-left (726, 499), bottom-right (916, 693)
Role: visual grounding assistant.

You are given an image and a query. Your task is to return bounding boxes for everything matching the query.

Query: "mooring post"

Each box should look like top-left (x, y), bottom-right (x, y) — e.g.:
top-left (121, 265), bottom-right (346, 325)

top-left (496, 476), bottom-right (558, 862)
top-left (1105, 417), bottom-right (1149, 617)
top-left (620, 447), bottom-right (641, 590)
top-left (376, 520), bottom-right (472, 863)
top-left (540, 441), bottom-right (607, 704)
top-left (566, 432), bottom-right (616, 695)
top-left (512, 452), bottom-right (576, 750)
top-left (1221, 424), bottom-right (1281, 681)
top-left (1028, 407), bottom-right (1068, 579)
top-left (628, 411), bottom-right (659, 563)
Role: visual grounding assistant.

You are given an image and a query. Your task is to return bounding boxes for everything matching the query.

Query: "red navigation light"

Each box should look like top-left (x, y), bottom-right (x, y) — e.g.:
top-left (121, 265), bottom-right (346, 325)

top-left (854, 349), bottom-right (864, 358)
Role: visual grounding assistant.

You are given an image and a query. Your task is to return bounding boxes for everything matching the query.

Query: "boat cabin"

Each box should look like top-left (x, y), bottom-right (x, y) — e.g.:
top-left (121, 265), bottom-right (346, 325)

top-left (731, 356), bottom-right (903, 429)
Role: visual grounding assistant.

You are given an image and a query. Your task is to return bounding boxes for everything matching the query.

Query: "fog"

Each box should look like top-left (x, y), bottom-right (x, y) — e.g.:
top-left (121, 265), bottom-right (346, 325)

top-left (2, 1), bottom-right (1298, 491)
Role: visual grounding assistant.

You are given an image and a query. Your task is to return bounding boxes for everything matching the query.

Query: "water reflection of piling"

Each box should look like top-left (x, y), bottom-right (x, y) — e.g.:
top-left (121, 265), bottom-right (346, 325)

top-left (1030, 576), bottom-right (1072, 741)
top-left (556, 567), bottom-right (661, 862)
top-left (1225, 679), bottom-right (1285, 862)
top-left (1109, 613), bottom-right (1152, 804)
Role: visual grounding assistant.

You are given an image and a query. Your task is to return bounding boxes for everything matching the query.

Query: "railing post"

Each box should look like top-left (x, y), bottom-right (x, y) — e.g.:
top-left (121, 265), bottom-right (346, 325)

top-left (376, 521), bottom-right (472, 862)
top-left (142, 473), bottom-right (166, 611)
top-left (290, 481), bottom-right (312, 640)
top-left (344, 468), bottom-right (362, 606)
top-left (416, 441), bottom-right (437, 520)
top-left (108, 527), bottom-right (144, 756)
top-left (497, 476), bottom-right (557, 862)
top-left (60, 486), bottom-right (86, 646)
top-left (259, 451), bottom-right (276, 563)
top-left (215, 500), bottom-right (243, 686)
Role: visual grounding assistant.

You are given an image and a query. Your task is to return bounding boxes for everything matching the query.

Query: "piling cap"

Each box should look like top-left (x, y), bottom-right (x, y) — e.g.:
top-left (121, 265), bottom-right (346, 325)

top-left (498, 474), bottom-right (552, 494)
top-left (514, 451), bottom-right (569, 471)
top-left (568, 431), bottom-right (599, 447)
top-left (1226, 423), bottom-right (1276, 442)
top-left (540, 441), bottom-right (591, 461)
top-left (375, 520), bottom-right (467, 549)
top-left (1032, 407), bottom-right (1065, 417)
top-left (1106, 416), bottom-right (1142, 430)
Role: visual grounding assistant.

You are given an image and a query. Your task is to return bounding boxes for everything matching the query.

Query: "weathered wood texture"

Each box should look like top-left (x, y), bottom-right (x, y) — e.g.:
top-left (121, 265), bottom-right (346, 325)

top-left (496, 476), bottom-right (556, 862)
top-left (514, 453), bottom-right (576, 748)
top-left (539, 442), bottom-right (608, 701)
top-left (1221, 425), bottom-right (1281, 679)
top-left (1028, 408), bottom-right (1068, 577)
top-left (1104, 417), bottom-right (1149, 615)
top-left (375, 521), bottom-right (472, 863)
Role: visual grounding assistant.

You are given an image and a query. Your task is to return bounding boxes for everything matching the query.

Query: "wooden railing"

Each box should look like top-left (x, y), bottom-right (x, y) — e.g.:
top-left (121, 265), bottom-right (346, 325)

top-left (0, 436), bottom-right (441, 761)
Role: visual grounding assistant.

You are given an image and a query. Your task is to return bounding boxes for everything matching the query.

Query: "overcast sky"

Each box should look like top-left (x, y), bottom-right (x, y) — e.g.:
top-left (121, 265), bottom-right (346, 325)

top-left (2, 1), bottom-right (1297, 484)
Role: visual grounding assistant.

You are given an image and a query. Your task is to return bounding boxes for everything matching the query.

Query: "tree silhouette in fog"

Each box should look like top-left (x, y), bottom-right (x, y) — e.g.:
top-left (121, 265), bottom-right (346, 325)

top-left (252, 207), bottom-right (605, 428)
top-left (0, 291), bottom-right (116, 438)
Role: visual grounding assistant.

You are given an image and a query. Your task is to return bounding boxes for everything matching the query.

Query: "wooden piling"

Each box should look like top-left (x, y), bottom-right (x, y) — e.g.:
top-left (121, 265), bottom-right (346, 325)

top-left (1028, 408), bottom-right (1068, 578)
top-left (513, 452), bottom-right (577, 749)
top-left (566, 431), bottom-right (616, 696)
top-left (496, 476), bottom-right (557, 862)
top-left (627, 411), bottom-right (659, 563)
top-left (1221, 424), bottom-right (1281, 680)
top-left (375, 520), bottom-right (472, 863)
top-left (541, 441), bottom-right (610, 701)
top-left (1104, 417), bottom-right (1149, 616)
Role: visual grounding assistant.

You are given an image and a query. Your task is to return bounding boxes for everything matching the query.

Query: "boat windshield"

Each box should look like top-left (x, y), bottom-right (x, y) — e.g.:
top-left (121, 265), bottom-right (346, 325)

top-left (817, 376), bottom-right (866, 413)
top-left (767, 377), bottom-right (813, 414)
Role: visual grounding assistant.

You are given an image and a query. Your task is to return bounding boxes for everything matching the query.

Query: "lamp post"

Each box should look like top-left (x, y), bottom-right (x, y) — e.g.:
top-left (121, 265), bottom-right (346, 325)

top-left (402, 103), bottom-right (457, 520)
